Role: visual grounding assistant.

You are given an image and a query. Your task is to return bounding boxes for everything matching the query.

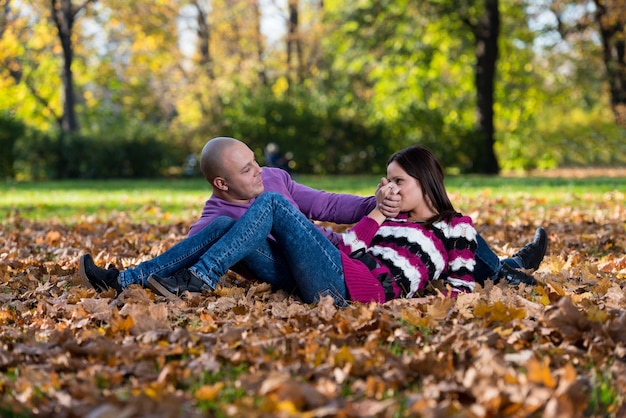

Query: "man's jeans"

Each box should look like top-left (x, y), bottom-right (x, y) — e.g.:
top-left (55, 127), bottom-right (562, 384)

top-left (119, 215), bottom-right (297, 291)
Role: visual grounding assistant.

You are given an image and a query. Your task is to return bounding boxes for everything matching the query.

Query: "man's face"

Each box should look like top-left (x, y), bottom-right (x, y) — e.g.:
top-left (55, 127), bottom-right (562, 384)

top-left (219, 142), bottom-right (264, 202)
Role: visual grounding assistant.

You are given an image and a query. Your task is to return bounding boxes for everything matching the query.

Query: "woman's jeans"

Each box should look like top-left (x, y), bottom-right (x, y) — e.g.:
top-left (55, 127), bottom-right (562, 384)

top-left (473, 234), bottom-right (521, 283)
top-left (120, 192), bottom-right (347, 304)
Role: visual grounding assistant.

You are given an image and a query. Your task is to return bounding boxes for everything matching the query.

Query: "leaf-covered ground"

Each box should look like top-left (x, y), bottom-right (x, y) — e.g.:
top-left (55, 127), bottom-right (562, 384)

top-left (1, 188), bottom-right (625, 417)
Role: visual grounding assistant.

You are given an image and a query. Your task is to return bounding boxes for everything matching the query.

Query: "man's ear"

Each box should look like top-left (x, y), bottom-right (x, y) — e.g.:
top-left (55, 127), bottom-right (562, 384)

top-left (213, 177), bottom-right (228, 191)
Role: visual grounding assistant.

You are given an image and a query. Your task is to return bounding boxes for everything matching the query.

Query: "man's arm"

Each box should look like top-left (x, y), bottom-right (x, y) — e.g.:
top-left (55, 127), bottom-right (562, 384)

top-left (189, 168), bottom-right (400, 240)
top-left (286, 178), bottom-right (377, 224)
top-left (285, 174), bottom-right (402, 246)
top-left (284, 174), bottom-right (399, 221)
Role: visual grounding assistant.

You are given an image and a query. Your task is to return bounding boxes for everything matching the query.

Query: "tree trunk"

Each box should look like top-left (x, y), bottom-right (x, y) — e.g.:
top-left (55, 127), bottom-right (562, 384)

top-left (472, 0), bottom-right (500, 174)
top-left (594, 0), bottom-right (626, 127)
top-left (1, 0), bottom-right (13, 39)
top-left (286, 0), bottom-right (303, 86)
top-left (194, 0), bottom-right (214, 79)
top-left (50, 0), bottom-right (94, 178)
top-left (252, 0), bottom-right (267, 86)
top-left (51, 0), bottom-right (78, 134)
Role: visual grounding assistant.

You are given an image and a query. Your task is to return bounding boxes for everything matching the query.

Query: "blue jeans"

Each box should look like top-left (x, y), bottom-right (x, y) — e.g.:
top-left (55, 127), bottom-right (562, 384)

top-left (119, 216), bottom-right (298, 293)
top-left (474, 234), bottom-right (520, 283)
top-left (189, 192), bottom-right (347, 304)
top-left (120, 192), bottom-right (347, 304)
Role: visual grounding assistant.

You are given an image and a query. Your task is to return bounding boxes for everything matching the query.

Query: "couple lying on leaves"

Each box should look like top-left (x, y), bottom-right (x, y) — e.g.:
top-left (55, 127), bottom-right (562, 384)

top-left (79, 137), bottom-right (548, 305)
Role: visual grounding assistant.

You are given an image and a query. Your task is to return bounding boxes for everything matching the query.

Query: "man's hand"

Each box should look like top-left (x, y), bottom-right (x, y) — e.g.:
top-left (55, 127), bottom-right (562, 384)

top-left (375, 178), bottom-right (401, 218)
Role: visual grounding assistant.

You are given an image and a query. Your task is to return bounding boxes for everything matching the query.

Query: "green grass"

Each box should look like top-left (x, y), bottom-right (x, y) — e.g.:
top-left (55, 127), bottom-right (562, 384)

top-left (298, 174), bottom-right (626, 197)
top-left (1, 174), bottom-right (624, 224)
top-left (1, 179), bottom-right (212, 224)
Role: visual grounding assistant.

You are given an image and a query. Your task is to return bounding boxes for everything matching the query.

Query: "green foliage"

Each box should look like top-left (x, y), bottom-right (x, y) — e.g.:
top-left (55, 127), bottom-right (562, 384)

top-left (11, 123), bottom-right (186, 180)
top-left (11, 128), bottom-right (58, 180)
top-left (63, 132), bottom-right (180, 179)
top-left (320, 0), bottom-right (499, 173)
top-left (496, 108), bottom-right (626, 172)
top-left (2, 0), bottom-right (625, 177)
top-left (0, 113), bottom-right (26, 180)
top-left (587, 369), bottom-right (620, 416)
top-left (220, 86), bottom-right (392, 174)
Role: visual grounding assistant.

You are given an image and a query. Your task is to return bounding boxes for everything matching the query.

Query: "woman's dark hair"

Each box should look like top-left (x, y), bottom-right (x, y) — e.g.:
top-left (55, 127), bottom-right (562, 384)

top-left (387, 145), bottom-right (458, 224)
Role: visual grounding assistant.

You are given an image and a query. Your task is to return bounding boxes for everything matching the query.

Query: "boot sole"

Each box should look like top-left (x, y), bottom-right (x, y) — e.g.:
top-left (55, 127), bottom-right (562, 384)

top-left (78, 255), bottom-right (94, 289)
top-left (530, 227), bottom-right (548, 270)
top-left (147, 276), bottom-right (184, 302)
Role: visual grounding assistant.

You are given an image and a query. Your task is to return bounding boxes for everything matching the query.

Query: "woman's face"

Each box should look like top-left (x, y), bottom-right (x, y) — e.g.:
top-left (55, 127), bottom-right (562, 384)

top-left (387, 161), bottom-right (433, 219)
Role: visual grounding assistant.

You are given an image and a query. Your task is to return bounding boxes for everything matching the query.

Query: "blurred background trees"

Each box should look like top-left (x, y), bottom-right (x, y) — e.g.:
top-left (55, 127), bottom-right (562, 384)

top-left (0, 0), bottom-right (624, 179)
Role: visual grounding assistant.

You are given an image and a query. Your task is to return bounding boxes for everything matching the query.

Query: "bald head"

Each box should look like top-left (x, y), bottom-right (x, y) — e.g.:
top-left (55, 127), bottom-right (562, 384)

top-left (199, 137), bottom-right (265, 202)
top-left (200, 137), bottom-right (243, 182)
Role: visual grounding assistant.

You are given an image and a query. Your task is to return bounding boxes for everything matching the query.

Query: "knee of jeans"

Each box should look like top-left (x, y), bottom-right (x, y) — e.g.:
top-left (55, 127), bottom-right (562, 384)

top-left (212, 216), bottom-right (236, 230)
top-left (259, 191), bottom-right (286, 204)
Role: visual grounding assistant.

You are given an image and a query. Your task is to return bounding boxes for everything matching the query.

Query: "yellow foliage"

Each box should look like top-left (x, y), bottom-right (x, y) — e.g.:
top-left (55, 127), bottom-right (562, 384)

top-left (109, 310), bottom-right (134, 336)
top-left (474, 301), bottom-right (526, 323)
top-left (195, 382), bottom-right (224, 401)
top-left (334, 345), bottom-right (354, 367)
top-left (272, 77), bottom-right (289, 97)
top-left (526, 357), bottom-right (557, 388)
top-left (586, 306), bottom-right (609, 323)
top-left (534, 285), bottom-right (552, 306)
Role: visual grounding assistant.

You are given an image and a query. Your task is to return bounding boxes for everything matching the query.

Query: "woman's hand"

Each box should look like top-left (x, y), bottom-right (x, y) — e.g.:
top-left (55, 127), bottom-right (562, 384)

top-left (375, 178), bottom-right (401, 218)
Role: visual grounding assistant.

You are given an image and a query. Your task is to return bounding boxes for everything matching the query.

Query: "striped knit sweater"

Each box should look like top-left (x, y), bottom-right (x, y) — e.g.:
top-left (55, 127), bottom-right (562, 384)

top-left (338, 213), bottom-right (477, 303)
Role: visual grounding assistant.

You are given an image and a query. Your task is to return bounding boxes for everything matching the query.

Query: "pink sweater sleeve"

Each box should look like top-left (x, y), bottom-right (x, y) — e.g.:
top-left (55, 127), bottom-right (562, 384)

top-left (337, 216), bottom-right (381, 256)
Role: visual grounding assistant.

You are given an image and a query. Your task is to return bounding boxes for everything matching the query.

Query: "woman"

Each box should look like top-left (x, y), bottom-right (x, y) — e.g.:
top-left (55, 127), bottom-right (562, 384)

top-left (337, 145), bottom-right (476, 302)
top-left (81, 145), bottom-right (476, 304)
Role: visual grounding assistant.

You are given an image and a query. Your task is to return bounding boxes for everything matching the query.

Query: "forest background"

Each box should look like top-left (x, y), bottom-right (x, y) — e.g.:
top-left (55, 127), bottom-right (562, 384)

top-left (1, 0), bottom-right (625, 181)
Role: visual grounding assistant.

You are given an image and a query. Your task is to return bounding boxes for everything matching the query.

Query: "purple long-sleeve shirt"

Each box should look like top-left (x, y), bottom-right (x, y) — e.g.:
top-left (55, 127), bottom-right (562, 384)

top-left (188, 167), bottom-right (377, 246)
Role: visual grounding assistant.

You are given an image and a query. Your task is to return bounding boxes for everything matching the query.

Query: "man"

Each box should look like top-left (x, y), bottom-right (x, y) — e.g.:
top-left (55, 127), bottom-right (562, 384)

top-left (79, 137), bottom-right (547, 298)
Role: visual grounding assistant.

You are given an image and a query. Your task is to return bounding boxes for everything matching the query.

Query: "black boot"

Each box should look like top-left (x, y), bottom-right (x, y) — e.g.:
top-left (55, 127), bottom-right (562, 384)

top-left (496, 264), bottom-right (537, 286)
top-left (513, 227), bottom-right (548, 270)
top-left (147, 269), bottom-right (211, 300)
top-left (79, 254), bottom-right (123, 295)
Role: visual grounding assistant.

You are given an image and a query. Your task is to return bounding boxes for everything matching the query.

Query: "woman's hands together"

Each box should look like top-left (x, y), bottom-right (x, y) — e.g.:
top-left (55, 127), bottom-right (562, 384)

top-left (375, 178), bottom-right (401, 219)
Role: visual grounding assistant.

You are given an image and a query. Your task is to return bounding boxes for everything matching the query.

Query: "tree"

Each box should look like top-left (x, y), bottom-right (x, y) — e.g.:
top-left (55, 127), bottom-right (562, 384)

top-left (51, 0), bottom-right (96, 134)
top-left (545, 0), bottom-right (626, 127)
top-left (252, 0), bottom-right (267, 86)
top-left (286, 0), bottom-right (303, 85)
top-left (0, 0), bottom-right (14, 38)
top-left (594, 0), bottom-right (626, 126)
top-left (48, 0), bottom-right (95, 178)
top-left (462, 0), bottom-right (501, 174)
top-left (2, 0), bottom-right (622, 177)
top-left (319, 0), bottom-right (504, 172)
top-left (175, 0), bottom-right (269, 143)
top-left (192, 0), bottom-right (214, 80)
top-left (1, 1), bottom-right (59, 130)
top-left (428, 0), bottom-right (501, 173)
